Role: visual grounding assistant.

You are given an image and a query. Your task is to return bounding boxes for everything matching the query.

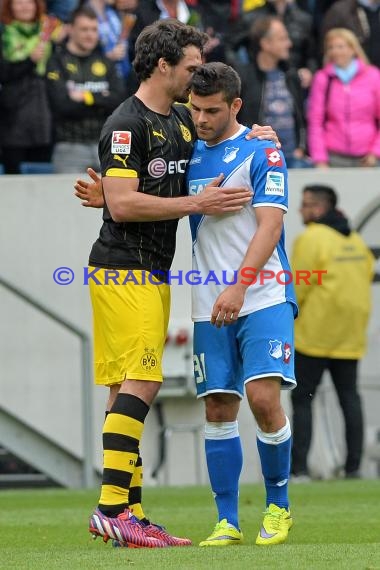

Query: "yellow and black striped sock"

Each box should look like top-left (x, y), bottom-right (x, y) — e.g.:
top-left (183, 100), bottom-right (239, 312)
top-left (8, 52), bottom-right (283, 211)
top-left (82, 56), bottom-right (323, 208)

top-left (129, 454), bottom-right (145, 520)
top-left (98, 393), bottom-right (149, 517)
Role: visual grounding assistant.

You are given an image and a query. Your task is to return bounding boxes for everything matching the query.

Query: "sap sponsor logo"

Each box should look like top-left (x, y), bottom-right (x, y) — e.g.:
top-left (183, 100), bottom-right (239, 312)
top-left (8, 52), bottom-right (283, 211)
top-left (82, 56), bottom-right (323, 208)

top-left (265, 148), bottom-right (283, 166)
top-left (268, 340), bottom-right (282, 359)
top-left (148, 159), bottom-right (189, 178)
top-left (188, 177), bottom-right (214, 195)
top-left (265, 172), bottom-right (284, 196)
top-left (111, 131), bottom-right (131, 154)
top-left (223, 146), bottom-right (239, 163)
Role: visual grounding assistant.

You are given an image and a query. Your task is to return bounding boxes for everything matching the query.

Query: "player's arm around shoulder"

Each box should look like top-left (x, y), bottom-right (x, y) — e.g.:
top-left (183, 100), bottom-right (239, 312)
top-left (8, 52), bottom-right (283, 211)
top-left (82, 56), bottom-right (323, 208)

top-left (75, 112), bottom-right (253, 220)
top-left (75, 170), bottom-right (253, 219)
top-left (100, 118), bottom-right (251, 222)
top-left (104, 174), bottom-right (253, 222)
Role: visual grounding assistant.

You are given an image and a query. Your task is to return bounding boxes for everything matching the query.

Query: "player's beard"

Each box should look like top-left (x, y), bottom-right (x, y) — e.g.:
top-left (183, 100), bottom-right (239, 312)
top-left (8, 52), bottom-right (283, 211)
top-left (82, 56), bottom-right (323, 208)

top-left (196, 126), bottom-right (213, 141)
top-left (174, 90), bottom-right (191, 104)
top-left (169, 80), bottom-right (191, 104)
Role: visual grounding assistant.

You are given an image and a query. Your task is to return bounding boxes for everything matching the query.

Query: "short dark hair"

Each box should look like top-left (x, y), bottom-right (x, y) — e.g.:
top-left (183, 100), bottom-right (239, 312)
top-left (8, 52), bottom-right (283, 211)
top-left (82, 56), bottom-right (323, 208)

top-left (191, 62), bottom-right (241, 105)
top-left (249, 15), bottom-right (283, 57)
top-left (303, 184), bottom-right (338, 209)
top-left (69, 5), bottom-right (98, 24)
top-left (133, 19), bottom-right (208, 81)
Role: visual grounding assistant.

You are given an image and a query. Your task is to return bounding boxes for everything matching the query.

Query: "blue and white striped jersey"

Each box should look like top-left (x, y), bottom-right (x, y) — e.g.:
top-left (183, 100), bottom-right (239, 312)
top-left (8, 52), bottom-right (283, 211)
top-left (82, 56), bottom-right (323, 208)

top-left (187, 125), bottom-right (297, 322)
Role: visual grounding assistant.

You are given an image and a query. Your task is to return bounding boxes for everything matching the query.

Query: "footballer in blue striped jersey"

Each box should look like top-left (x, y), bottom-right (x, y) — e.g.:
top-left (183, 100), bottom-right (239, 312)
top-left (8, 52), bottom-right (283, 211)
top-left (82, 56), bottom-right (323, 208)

top-left (187, 62), bottom-right (297, 547)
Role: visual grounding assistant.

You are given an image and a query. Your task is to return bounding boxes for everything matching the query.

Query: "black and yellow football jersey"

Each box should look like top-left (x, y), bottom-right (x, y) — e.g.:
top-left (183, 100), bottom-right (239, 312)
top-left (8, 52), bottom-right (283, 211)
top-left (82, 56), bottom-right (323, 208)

top-left (89, 96), bottom-right (195, 276)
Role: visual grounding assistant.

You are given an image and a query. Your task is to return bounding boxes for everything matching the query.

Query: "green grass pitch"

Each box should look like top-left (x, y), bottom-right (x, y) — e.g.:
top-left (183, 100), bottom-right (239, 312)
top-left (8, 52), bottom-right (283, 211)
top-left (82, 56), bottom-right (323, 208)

top-left (1, 481), bottom-right (379, 569)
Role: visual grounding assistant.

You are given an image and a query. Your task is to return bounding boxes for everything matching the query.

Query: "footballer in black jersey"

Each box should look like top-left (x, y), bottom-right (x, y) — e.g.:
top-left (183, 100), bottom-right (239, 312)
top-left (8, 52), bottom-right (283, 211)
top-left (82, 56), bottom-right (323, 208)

top-left (89, 96), bottom-right (195, 276)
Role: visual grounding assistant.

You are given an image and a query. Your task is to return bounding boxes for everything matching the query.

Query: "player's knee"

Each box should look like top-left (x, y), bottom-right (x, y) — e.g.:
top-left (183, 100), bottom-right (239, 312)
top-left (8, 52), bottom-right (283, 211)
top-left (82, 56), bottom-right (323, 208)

top-left (205, 393), bottom-right (239, 422)
top-left (249, 392), bottom-right (279, 422)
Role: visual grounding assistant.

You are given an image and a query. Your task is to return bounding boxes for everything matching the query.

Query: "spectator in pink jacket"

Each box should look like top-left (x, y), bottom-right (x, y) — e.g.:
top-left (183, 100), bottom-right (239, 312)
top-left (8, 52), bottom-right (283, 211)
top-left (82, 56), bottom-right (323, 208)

top-left (307, 27), bottom-right (380, 168)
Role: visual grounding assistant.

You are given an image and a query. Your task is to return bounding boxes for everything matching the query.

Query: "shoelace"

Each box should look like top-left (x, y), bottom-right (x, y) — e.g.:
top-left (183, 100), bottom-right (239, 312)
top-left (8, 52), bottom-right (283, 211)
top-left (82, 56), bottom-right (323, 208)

top-left (213, 521), bottom-right (224, 532)
top-left (211, 520), bottom-right (234, 533)
top-left (117, 510), bottom-right (140, 525)
top-left (118, 512), bottom-right (169, 534)
top-left (149, 523), bottom-right (167, 532)
top-left (124, 513), bottom-right (169, 534)
top-left (262, 510), bottom-right (282, 531)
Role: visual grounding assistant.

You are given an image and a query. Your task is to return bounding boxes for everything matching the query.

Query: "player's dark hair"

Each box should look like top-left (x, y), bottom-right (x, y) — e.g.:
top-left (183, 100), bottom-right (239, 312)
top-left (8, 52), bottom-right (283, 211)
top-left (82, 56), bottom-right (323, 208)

top-left (191, 62), bottom-right (241, 105)
top-left (303, 184), bottom-right (338, 209)
top-left (69, 5), bottom-right (98, 24)
top-left (133, 19), bottom-right (208, 81)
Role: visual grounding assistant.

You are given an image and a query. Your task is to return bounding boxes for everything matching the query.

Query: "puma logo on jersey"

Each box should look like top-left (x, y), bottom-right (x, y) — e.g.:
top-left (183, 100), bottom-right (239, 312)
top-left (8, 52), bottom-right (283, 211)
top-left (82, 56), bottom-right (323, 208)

top-left (153, 129), bottom-right (166, 141)
top-left (113, 154), bottom-right (128, 168)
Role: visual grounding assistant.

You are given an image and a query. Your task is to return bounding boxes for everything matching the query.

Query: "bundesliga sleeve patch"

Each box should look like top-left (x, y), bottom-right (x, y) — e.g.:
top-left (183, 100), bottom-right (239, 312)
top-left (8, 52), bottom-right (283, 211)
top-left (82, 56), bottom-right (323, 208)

top-left (265, 172), bottom-right (285, 196)
top-left (265, 148), bottom-right (283, 166)
top-left (111, 131), bottom-right (131, 154)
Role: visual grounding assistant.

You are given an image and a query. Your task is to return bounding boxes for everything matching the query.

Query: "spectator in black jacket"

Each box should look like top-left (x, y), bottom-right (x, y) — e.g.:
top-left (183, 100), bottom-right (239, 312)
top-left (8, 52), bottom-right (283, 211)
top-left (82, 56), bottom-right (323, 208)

top-left (236, 15), bottom-right (310, 168)
top-left (128, 0), bottom-right (224, 69)
top-left (46, 5), bottom-right (125, 173)
top-left (227, 0), bottom-right (317, 88)
top-left (124, 0), bottom-right (224, 96)
top-left (296, 0), bottom-right (338, 46)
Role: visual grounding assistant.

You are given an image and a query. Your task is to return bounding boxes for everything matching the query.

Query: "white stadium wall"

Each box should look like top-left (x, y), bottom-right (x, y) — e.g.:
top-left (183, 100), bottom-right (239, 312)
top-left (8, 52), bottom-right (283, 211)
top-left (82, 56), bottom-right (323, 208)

top-left (0, 169), bottom-right (379, 486)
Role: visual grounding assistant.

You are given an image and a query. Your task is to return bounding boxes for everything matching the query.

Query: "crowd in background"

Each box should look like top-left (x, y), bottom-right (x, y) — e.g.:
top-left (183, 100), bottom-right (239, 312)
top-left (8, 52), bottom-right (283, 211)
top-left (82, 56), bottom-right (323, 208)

top-left (1, 0), bottom-right (380, 173)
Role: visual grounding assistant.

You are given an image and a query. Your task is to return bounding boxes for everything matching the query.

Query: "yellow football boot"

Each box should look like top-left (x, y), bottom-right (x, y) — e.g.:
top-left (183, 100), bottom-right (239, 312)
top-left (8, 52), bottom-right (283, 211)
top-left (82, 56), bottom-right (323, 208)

top-left (200, 519), bottom-right (243, 547)
top-left (256, 503), bottom-right (293, 546)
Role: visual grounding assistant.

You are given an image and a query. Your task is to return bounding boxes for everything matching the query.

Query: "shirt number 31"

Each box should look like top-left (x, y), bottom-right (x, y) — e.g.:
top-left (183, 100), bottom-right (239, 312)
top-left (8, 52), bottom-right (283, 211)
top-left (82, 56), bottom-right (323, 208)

top-left (193, 353), bottom-right (207, 384)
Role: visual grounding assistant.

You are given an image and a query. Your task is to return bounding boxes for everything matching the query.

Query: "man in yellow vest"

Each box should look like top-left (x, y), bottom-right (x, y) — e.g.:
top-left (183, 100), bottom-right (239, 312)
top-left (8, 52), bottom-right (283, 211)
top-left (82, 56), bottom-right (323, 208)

top-left (291, 184), bottom-right (374, 480)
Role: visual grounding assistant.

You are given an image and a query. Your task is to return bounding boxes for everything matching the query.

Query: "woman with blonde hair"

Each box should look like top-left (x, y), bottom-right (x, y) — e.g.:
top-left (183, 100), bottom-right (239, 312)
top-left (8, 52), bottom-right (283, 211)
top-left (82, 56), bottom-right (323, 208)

top-left (307, 27), bottom-right (380, 168)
